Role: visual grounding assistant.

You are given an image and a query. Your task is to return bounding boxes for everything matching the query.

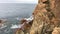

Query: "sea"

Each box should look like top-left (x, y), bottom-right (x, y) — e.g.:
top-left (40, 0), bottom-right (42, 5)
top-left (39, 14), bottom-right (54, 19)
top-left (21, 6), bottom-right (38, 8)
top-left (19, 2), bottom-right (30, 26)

top-left (0, 3), bottom-right (37, 34)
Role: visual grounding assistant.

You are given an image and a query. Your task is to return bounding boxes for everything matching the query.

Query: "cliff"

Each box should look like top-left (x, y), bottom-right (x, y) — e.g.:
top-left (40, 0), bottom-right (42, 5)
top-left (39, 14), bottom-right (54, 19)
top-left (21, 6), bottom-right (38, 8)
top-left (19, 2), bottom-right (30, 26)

top-left (15, 0), bottom-right (60, 34)
top-left (30, 0), bottom-right (60, 34)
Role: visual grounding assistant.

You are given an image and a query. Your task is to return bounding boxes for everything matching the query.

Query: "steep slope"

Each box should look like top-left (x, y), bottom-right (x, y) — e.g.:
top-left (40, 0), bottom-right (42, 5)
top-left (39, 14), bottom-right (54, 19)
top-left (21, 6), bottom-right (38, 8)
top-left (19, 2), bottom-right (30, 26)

top-left (30, 0), bottom-right (60, 34)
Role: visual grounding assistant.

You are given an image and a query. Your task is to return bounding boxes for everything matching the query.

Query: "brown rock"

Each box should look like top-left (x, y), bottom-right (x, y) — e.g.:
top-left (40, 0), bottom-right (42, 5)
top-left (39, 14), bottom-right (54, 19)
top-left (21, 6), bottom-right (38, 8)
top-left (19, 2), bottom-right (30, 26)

top-left (52, 27), bottom-right (60, 34)
top-left (30, 0), bottom-right (60, 34)
top-left (41, 0), bottom-right (47, 2)
top-left (15, 0), bottom-right (60, 34)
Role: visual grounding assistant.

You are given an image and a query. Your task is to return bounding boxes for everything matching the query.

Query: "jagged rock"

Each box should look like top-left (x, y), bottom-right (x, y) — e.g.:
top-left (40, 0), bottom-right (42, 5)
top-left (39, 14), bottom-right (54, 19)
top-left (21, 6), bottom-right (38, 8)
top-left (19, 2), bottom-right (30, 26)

top-left (30, 0), bottom-right (60, 34)
top-left (52, 27), bottom-right (60, 34)
top-left (15, 0), bottom-right (60, 34)
top-left (15, 16), bottom-right (33, 34)
top-left (15, 30), bottom-right (24, 34)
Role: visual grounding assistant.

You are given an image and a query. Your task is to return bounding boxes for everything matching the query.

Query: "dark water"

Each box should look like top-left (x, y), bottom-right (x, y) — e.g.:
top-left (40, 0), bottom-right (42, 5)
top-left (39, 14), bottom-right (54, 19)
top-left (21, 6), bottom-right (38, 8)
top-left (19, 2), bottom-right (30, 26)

top-left (0, 3), bottom-right (37, 34)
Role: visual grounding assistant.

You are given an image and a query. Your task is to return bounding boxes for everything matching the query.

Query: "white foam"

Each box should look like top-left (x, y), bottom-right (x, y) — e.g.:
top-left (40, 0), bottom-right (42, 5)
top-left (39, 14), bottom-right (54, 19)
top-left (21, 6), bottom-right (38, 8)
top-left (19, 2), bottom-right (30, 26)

top-left (0, 24), bottom-right (7, 29)
top-left (11, 24), bottom-right (24, 29)
top-left (25, 16), bottom-right (33, 21)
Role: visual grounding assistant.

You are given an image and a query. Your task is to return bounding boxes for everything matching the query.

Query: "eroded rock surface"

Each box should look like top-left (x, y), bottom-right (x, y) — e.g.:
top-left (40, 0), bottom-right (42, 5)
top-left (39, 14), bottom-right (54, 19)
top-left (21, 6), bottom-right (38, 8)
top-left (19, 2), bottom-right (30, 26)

top-left (15, 0), bottom-right (60, 34)
top-left (30, 0), bottom-right (60, 34)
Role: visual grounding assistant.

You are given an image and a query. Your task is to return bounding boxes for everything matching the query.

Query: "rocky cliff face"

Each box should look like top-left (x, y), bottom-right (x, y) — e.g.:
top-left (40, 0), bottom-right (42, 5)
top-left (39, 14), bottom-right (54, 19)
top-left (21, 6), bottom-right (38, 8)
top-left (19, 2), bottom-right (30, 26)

top-left (30, 0), bottom-right (60, 34)
top-left (15, 0), bottom-right (60, 34)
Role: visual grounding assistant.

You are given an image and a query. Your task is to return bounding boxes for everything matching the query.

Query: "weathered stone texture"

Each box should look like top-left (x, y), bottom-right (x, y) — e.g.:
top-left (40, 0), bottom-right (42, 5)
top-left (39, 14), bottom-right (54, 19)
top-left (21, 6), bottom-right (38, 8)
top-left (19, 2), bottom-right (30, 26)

top-left (30, 0), bottom-right (60, 34)
top-left (15, 0), bottom-right (60, 34)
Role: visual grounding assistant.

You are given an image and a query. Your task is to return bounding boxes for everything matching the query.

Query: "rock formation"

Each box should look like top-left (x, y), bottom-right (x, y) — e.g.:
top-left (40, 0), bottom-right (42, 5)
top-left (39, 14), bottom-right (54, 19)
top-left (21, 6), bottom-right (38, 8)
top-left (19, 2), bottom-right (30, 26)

top-left (30, 0), bottom-right (60, 34)
top-left (15, 16), bottom-right (33, 34)
top-left (52, 27), bottom-right (60, 34)
top-left (15, 0), bottom-right (60, 34)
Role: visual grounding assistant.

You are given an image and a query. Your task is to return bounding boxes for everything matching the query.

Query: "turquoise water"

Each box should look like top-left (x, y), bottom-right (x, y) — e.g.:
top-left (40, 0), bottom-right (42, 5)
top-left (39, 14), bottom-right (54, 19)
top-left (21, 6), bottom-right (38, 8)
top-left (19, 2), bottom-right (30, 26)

top-left (0, 3), bottom-right (36, 34)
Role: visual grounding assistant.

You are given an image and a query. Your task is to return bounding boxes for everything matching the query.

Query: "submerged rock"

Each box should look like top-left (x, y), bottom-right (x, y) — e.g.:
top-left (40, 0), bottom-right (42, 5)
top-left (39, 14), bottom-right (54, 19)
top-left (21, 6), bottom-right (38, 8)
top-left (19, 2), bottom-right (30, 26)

top-left (0, 19), bottom-right (7, 29)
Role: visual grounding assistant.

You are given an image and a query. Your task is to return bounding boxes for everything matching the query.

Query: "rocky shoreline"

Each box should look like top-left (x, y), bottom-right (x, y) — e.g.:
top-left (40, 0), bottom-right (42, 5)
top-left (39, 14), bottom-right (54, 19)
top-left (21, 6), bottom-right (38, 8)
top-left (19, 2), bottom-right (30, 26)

top-left (0, 0), bottom-right (60, 34)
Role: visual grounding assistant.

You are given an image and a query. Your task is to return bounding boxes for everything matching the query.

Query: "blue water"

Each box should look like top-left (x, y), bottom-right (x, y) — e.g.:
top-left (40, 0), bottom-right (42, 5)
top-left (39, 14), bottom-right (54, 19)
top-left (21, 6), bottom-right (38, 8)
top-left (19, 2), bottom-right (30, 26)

top-left (0, 3), bottom-right (37, 34)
